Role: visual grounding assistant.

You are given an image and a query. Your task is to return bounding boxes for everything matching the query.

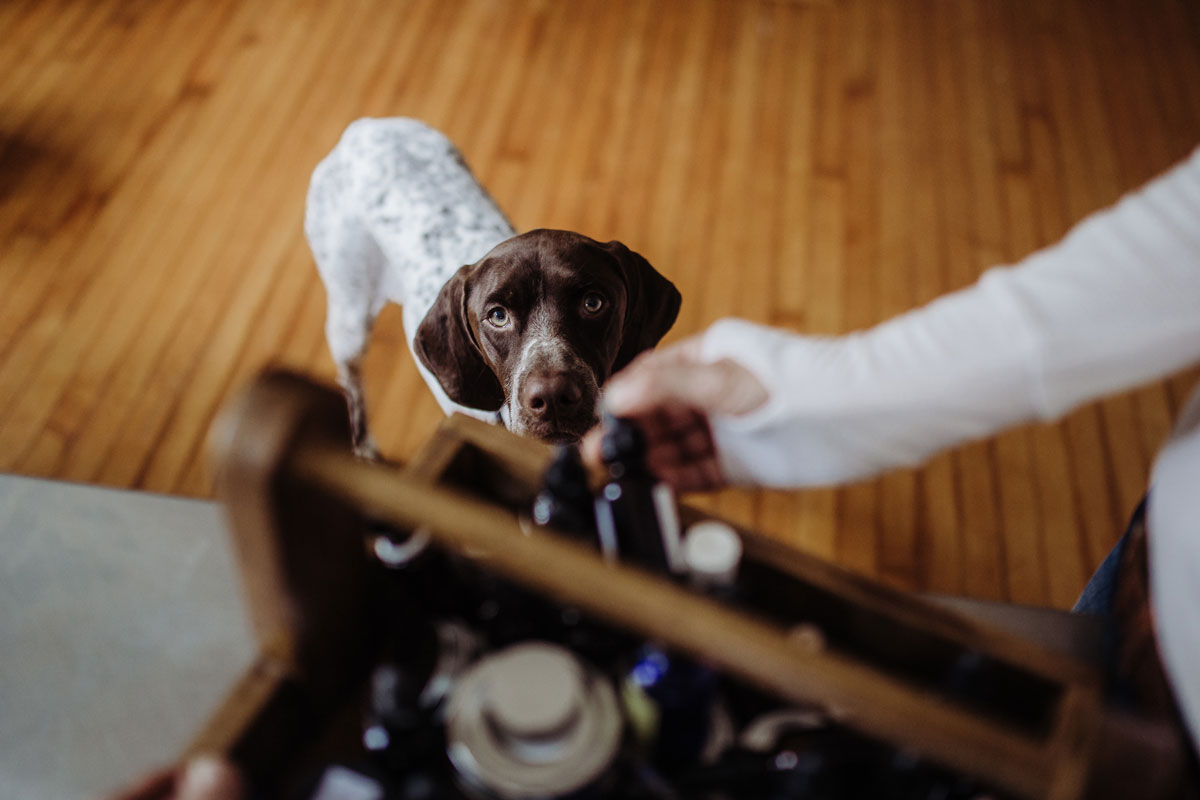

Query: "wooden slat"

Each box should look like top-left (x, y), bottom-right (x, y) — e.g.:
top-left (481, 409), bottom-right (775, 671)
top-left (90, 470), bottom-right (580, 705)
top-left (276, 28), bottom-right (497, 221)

top-left (2, 0), bottom-right (1198, 608)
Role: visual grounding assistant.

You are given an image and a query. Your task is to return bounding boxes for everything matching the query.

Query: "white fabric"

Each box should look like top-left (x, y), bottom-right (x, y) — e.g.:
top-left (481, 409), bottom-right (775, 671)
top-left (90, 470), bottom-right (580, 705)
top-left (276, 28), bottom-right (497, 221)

top-left (697, 146), bottom-right (1200, 747)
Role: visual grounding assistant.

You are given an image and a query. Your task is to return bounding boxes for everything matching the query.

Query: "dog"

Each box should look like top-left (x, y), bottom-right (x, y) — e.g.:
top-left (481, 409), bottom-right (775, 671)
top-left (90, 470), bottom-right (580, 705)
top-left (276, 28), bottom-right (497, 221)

top-left (305, 118), bottom-right (681, 455)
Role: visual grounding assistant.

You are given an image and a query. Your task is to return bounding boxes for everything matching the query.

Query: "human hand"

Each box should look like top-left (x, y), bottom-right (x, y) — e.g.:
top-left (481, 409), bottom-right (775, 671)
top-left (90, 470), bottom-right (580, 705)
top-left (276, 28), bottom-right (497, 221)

top-left (103, 755), bottom-right (244, 800)
top-left (582, 335), bottom-right (768, 492)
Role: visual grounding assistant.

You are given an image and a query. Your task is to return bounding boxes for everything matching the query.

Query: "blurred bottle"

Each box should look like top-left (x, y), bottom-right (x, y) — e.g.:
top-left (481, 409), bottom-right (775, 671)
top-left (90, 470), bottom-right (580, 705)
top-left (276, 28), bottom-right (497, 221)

top-left (622, 644), bottom-right (723, 771)
top-left (363, 620), bottom-right (480, 773)
top-left (593, 417), bottom-right (682, 573)
top-left (532, 445), bottom-right (599, 543)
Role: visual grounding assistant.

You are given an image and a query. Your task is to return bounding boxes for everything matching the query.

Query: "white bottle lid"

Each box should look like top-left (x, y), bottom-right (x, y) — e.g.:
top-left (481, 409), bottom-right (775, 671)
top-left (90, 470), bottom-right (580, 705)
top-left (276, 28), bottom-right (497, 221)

top-left (683, 520), bottom-right (743, 587)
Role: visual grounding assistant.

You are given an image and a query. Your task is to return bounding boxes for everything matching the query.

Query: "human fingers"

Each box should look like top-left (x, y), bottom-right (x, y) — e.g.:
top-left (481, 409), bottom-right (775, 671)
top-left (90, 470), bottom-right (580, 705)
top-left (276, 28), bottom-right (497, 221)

top-left (653, 458), bottom-right (726, 493)
top-left (618, 335), bottom-right (707, 373)
top-left (640, 408), bottom-right (712, 467)
top-left (605, 359), bottom-right (767, 419)
top-left (640, 408), bottom-right (725, 492)
top-left (581, 402), bottom-right (703, 471)
top-left (587, 405), bottom-right (725, 492)
top-left (584, 416), bottom-right (725, 493)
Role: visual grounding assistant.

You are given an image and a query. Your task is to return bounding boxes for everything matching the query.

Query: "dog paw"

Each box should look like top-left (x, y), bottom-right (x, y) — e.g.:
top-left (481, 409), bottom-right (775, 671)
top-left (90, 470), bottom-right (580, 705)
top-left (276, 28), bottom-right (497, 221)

top-left (353, 438), bottom-right (381, 462)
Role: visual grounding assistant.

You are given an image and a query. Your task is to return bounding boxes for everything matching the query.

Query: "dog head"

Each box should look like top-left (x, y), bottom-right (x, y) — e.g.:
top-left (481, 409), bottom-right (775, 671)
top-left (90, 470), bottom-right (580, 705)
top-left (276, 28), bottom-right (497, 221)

top-left (414, 229), bottom-right (681, 442)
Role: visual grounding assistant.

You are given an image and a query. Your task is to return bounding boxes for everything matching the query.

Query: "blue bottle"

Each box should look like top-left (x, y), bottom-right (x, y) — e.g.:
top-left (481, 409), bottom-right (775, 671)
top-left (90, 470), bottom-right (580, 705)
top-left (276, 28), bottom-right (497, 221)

top-left (623, 644), bottom-right (719, 770)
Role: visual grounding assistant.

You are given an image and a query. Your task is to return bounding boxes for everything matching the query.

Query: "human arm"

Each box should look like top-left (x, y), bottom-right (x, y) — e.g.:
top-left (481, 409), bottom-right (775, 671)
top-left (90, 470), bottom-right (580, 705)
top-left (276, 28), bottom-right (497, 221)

top-left (590, 145), bottom-right (1200, 490)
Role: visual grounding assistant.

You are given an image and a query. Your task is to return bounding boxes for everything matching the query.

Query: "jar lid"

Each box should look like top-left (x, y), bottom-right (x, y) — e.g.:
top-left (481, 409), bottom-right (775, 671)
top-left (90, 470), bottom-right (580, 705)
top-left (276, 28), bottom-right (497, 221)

top-left (447, 642), bottom-right (622, 798)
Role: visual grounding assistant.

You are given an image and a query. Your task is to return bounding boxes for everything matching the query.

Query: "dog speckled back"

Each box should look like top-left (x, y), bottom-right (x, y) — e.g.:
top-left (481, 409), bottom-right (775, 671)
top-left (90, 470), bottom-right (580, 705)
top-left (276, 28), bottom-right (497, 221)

top-left (305, 118), bottom-right (515, 451)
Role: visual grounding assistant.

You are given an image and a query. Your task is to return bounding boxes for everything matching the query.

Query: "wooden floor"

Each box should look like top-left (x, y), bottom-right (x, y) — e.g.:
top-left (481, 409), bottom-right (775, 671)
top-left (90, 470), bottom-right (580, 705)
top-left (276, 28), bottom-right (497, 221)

top-left (2, 0), bottom-right (1199, 607)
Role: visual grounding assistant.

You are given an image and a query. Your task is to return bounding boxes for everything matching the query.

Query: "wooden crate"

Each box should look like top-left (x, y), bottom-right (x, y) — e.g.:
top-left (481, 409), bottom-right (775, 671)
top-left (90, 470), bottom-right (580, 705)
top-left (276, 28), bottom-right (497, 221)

top-left (188, 370), bottom-right (1185, 799)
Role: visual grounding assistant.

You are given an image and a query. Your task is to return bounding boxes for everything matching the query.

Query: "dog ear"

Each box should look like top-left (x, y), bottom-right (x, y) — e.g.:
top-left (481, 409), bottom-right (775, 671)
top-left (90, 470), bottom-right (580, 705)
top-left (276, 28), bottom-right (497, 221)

top-left (605, 241), bottom-right (683, 372)
top-left (414, 264), bottom-right (505, 410)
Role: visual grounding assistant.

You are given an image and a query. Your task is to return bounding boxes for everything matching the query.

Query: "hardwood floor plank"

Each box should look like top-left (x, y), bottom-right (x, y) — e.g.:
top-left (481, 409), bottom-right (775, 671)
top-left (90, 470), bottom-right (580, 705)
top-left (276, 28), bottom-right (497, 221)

top-left (871, 0), bottom-right (919, 590)
top-left (641, 0), bottom-right (720, 340)
top-left (0, 0), bottom-right (100, 118)
top-left (0, 0), bottom-right (253, 466)
top-left (900, 0), bottom-right (963, 596)
top-left (968, 3), bottom-right (1050, 608)
top-left (748, 3), bottom-right (805, 543)
top-left (0, 2), bottom-right (180, 247)
top-left (770, 6), bottom-right (819, 325)
top-left (134, 0), bottom-right (428, 491)
top-left (14, 0), bottom-right (322, 484)
top-left (929, 3), bottom-right (1005, 601)
top-left (831, 0), bottom-right (881, 581)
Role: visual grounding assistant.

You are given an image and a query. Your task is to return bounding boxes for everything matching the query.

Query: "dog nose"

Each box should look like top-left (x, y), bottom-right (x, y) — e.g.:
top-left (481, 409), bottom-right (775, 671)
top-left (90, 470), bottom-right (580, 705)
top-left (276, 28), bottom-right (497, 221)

top-left (521, 373), bottom-right (584, 419)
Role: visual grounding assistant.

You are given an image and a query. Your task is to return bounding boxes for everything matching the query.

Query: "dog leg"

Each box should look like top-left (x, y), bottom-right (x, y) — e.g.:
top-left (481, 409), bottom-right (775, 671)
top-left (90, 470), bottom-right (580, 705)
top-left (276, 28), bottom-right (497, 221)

top-left (325, 296), bottom-right (384, 459)
top-left (307, 139), bottom-right (396, 459)
top-left (308, 194), bottom-right (388, 458)
top-left (338, 357), bottom-right (378, 460)
top-left (320, 285), bottom-right (377, 458)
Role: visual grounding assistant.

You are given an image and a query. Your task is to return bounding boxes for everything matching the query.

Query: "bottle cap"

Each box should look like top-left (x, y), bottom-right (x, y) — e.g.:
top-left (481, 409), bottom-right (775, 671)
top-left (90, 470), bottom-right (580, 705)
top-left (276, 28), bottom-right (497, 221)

top-left (600, 416), bottom-right (645, 475)
top-left (533, 446), bottom-right (594, 533)
top-left (683, 521), bottom-right (743, 587)
top-left (543, 445), bottom-right (591, 500)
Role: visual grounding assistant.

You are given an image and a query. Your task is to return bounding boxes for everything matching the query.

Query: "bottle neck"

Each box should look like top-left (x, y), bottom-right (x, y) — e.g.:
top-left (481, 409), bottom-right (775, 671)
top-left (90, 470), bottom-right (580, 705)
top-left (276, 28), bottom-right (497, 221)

top-left (607, 460), bottom-right (648, 483)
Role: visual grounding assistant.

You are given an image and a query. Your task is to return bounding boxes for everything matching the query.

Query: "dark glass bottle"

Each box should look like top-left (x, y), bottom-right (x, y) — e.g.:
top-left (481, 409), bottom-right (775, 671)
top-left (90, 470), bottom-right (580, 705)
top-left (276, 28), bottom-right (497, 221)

top-left (532, 444), bottom-right (599, 543)
top-left (593, 417), bottom-right (682, 573)
top-left (361, 621), bottom-right (442, 774)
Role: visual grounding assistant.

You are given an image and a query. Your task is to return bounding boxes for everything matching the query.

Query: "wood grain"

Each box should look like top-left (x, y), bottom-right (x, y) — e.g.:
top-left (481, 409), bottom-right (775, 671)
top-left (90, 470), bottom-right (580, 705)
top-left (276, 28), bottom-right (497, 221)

top-left (2, 0), bottom-right (1198, 607)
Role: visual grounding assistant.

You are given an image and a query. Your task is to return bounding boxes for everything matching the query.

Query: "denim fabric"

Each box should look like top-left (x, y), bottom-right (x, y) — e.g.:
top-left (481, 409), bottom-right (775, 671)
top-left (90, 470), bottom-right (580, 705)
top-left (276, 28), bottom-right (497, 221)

top-left (1072, 498), bottom-right (1147, 708)
top-left (1072, 525), bottom-right (1132, 615)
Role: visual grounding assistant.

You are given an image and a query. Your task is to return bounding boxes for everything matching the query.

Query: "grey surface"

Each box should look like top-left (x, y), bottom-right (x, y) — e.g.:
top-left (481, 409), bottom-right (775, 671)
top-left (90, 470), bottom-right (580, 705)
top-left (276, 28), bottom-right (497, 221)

top-left (0, 474), bottom-right (256, 800)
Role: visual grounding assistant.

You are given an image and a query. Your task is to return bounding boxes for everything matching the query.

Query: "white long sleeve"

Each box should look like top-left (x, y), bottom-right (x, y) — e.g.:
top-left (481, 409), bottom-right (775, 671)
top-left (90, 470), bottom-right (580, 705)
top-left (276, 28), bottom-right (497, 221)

top-left (700, 145), bottom-right (1200, 488)
top-left (696, 144), bottom-right (1200, 751)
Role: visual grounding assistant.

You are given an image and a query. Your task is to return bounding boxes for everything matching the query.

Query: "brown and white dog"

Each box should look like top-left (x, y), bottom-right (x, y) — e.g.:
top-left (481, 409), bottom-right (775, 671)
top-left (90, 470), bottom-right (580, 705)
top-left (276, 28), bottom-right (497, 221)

top-left (305, 118), bottom-right (680, 455)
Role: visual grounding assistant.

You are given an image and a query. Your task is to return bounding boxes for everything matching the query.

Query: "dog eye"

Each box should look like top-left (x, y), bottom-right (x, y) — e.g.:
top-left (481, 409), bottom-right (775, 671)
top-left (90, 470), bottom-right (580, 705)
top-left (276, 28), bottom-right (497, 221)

top-left (581, 292), bottom-right (605, 315)
top-left (486, 307), bottom-right (509, 327)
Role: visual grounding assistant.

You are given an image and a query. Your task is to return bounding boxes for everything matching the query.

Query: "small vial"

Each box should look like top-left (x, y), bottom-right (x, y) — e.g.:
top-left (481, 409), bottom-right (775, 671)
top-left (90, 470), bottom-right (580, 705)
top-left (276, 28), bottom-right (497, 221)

top-left (682, 520), bottom-right (743, 591)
